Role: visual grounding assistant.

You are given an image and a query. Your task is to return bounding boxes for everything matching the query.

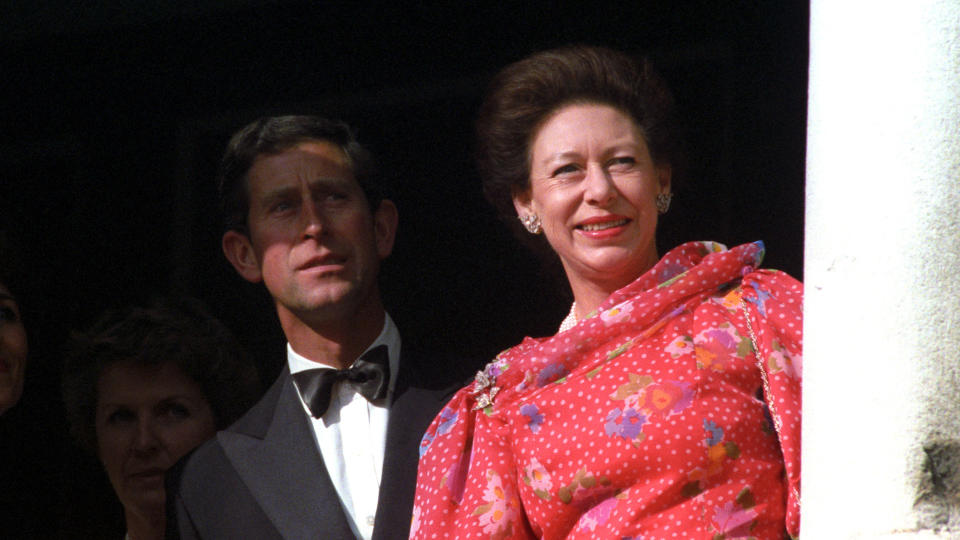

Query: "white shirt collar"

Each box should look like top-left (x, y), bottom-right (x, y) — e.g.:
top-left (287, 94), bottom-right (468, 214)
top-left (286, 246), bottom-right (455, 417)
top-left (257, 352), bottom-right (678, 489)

top-left (287, 312), bottom-right (401, 399)
top-left (284, 312), bottom-right (400, 540)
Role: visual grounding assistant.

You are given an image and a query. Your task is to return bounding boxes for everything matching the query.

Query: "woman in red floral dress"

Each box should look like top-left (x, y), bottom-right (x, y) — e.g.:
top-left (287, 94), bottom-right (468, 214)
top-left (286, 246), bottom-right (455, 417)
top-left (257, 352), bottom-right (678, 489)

top-left (411, 46), bottom-right (801, 540)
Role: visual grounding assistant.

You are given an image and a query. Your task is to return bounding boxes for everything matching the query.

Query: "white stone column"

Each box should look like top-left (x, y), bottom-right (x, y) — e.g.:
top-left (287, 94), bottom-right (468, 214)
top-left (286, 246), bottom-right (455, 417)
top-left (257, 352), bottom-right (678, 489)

top-left (804, 1), bottom-right (960, 538)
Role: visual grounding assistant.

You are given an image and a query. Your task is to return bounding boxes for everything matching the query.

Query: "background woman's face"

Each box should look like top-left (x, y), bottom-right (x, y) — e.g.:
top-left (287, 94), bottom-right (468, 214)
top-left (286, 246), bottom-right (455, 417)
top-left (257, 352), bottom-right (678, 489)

top-left (0, 283), bottom-right (27, 415)
top-left (95, 360), bottom-right (215, 515)
top-left (516, 103), bottom-right (671, 296)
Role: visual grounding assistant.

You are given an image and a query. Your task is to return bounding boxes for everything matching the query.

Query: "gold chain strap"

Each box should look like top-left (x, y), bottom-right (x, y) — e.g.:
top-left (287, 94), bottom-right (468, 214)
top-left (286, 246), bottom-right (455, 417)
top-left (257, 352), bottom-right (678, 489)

top-left (740, 297), bottom-right (783, 434)
top-left (740, 296), bottom-right (801, 512)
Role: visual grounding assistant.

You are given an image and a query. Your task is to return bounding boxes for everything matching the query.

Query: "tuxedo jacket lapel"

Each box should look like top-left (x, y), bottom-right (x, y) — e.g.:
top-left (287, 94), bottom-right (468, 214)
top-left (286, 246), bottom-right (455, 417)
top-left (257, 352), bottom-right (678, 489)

top-left (372, 347), bottom-right (459, 540)
top-left (219, 367), bottom-right (355, 540)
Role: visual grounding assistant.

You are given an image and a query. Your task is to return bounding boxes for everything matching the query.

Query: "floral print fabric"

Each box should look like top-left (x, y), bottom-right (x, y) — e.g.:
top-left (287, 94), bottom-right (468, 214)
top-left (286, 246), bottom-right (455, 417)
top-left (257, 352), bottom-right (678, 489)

top-left (412, 242), bottom-right (802, 539)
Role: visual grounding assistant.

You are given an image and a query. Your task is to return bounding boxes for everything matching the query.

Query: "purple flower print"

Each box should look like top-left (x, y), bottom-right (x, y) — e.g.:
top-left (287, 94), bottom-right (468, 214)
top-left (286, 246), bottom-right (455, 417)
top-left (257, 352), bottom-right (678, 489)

top-left (419, 407), bottom-right (459, 457)
top-left (520, 403), bottom-right (544, 433)
top-left (605, 407), bottom-right (647, 440)
top-left (418, 432), bottom-right (435, 457)
top-left (436, 407), bottom-right (458, 436)
top-left (745, 286), bottom-right (774, 317)
top-left (536, 362), bottom-right (569, 387)
top-left (703, 327), bottom-right (737, 350)
top-left (704, 419), bottom-right (724, 447)
top-left (577, 496), bottom-right (618, 531)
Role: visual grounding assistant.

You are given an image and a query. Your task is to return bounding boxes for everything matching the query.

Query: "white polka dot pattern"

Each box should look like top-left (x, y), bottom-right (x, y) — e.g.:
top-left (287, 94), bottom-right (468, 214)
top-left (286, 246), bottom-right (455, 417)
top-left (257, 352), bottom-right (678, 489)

top-left (410, 242), bottom-right (802, 540)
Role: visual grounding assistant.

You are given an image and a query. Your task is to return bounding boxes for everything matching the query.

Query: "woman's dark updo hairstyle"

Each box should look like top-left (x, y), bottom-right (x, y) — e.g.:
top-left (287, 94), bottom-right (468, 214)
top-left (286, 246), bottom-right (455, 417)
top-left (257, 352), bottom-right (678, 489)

top-left (62, 297), bottom-right (261, 454)
top-left (477, 45), bottom-right (681, 226)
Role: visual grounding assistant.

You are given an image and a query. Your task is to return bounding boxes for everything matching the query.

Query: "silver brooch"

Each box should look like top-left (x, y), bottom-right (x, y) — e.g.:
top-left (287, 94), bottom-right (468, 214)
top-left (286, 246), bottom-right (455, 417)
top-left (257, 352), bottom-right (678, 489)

top-left (471, 368), bottom-right (501, 412)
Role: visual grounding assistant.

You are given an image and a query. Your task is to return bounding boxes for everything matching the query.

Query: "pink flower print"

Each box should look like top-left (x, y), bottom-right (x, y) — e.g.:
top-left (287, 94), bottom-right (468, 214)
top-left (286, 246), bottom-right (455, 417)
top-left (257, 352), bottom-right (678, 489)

top-left (577, 496), bottom-right (618, 532)
top-left (767, 340), bottom-right (802, 379)
top-left (600, 300), bottom-right (634, 325)
top-left (409, 505), bottom-right (421, 537)
top-left (695, 324), bottom-right (749, 372)
top-left (522, 457), bottom-right (553, 500)
top-left (443, 449), bottom-right (471, 503)
top-left (656, 260), bottom-right (689, 285)
top-left (665, 335), bottom-right (694, 357)
top-left (473, 470), bottom-right (519, 538)
top-left (628, 380), bottom-right (694, 418)
top-left (710, 500), bottom-right (758, 538)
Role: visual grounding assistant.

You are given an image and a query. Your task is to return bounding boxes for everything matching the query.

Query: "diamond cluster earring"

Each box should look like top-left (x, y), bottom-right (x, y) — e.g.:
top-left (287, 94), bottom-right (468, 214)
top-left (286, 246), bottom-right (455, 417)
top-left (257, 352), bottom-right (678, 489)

top-left (519, 214), bottom-right (542, 234)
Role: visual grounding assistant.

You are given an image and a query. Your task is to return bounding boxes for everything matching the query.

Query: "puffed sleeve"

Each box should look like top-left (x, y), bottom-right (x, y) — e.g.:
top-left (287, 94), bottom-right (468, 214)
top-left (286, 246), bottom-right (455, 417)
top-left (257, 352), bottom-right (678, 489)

top-left (739, 269), bottom-right (803, 538)
top-left (411, 366), bottom-right (533, 540)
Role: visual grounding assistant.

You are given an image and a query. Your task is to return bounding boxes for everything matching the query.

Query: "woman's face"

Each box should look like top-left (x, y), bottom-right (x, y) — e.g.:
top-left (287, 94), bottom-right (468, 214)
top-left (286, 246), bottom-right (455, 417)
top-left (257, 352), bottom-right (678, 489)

top-left (95, 360), bottom-right (215, 517)
top-left (515, 103), bottom-right (671, 297)
top-left (0, 283), bottom-right (27, 415)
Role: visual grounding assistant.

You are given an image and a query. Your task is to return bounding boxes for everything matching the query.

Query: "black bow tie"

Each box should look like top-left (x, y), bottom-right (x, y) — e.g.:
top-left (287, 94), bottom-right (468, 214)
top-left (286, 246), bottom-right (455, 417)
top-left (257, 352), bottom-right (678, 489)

top-left (292, 345), bottom-right (390, 418)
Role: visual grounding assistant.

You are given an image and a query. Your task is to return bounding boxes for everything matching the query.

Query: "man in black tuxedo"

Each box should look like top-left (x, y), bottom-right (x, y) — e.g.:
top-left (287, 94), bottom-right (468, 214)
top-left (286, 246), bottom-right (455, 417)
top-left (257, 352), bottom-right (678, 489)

top-left (167, 116), bottom-right (457, 539)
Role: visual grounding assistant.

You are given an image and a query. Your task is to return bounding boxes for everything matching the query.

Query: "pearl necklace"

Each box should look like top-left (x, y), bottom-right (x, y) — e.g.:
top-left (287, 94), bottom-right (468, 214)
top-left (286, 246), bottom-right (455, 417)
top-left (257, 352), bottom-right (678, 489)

top-left (558, 302), bottom-right (578, 333)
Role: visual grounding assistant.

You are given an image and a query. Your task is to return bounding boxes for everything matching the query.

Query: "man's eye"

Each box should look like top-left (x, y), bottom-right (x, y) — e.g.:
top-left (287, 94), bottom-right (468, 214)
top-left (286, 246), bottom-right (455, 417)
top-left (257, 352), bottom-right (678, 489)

top-left (322, 192), bottom-right (348, 202)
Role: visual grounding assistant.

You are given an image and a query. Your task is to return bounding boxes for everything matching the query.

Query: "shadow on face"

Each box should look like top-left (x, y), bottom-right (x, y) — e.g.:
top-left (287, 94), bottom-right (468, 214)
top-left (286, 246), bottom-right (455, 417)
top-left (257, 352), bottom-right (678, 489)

top-left (0, 282), bottom-right (27, 416)
top-left (94, 360), bottom-right (215, 519)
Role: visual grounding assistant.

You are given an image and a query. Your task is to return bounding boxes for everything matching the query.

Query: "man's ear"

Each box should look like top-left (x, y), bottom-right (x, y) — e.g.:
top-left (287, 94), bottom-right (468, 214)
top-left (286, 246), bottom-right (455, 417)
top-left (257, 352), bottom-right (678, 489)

top-left (222, 230), bottom-right (263, 283)
top-left (373, 200), bottom-right (399, 259)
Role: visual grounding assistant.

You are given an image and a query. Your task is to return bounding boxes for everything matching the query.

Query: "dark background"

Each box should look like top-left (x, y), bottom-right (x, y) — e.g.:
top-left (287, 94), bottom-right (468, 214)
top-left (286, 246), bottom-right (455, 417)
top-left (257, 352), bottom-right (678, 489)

top-left (1, 1), bottom-right (807, 536)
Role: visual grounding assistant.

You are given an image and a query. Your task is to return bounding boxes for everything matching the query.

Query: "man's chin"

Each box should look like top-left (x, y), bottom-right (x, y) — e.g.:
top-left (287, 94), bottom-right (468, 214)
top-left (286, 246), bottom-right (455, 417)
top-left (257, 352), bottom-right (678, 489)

top-left (288, 288), bottom-right (361, 318)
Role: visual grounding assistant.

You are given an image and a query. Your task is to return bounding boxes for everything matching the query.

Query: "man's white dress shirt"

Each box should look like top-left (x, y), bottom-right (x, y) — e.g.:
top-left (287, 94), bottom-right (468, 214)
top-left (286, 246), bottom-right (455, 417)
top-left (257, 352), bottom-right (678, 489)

top-left (288, 314), bottom-right (400, 540)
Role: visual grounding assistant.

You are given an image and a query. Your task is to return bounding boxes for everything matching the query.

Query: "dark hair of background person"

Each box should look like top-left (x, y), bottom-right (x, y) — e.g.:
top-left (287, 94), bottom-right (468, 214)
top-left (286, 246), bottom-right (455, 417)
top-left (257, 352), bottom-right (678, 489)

top-left (218, 115), bottom-right (383, 234)
top-left (61, 297), bottom-right (261, 454)
top-left (0, 232), bottom-right (21, 295)
top-left (476, 45), bottom-right (683, 246)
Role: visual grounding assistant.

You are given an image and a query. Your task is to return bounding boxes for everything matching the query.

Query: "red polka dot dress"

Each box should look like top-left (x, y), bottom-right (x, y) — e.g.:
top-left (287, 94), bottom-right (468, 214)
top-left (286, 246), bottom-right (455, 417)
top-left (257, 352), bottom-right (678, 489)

top-left (412, 242), bottom-right (802, 539)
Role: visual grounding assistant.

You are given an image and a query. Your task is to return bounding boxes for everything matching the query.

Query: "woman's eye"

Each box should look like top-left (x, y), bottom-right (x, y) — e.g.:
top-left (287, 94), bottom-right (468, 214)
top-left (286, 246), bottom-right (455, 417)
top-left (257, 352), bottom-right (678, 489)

top-left (161, 403), bottom-right (191, 419)
top-left (0, 306), bottom-right (18, 324)
top-left (107, 409), bottom-right (136, 424)
top-left (608, 156), bottom-right (636, 168)
top-left (552, 164), bottom-right (579, 177)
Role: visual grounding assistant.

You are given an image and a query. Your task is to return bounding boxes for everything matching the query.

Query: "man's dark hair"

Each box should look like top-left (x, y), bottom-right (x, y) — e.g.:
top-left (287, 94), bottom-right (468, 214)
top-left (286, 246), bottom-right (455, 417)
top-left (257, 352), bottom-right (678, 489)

top-left (218, 115), bottom-right (382, 233)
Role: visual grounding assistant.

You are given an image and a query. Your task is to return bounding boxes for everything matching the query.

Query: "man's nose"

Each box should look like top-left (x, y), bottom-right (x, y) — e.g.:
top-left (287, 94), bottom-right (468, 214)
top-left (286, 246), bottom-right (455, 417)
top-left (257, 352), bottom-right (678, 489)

top-left (300, 199), bottom-right (325, 238)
